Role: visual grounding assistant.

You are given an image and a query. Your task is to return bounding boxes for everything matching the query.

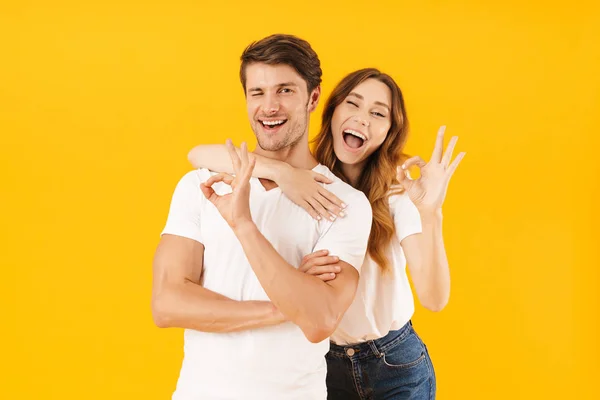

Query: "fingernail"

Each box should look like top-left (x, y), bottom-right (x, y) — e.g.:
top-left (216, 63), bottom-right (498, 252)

top-left (334, 266), bottom-right (341, 272)
top-left (401, 164), bottom-right (406, 170)
top-left (330, 273), bottom-right (336, 278)
top-left (330, 215), bottom-right (336, 221)
top-left (316, 215), bottom-right (321, 220)
top-left (341, 203), bottom-right (347, 209)
top-left (339, 211), bottom-right (345, 217)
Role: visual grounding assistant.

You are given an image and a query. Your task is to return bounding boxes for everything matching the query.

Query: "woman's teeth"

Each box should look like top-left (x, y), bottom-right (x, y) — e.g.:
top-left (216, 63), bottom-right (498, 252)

top-left (343, 129), bottom-right (366, 141)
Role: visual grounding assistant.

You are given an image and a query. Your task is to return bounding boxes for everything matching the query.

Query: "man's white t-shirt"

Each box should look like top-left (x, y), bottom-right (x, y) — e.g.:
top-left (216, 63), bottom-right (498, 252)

top-left (161, 164), bottom-right (372, 400)
top-left (330, 189), bottom-right (423, 345)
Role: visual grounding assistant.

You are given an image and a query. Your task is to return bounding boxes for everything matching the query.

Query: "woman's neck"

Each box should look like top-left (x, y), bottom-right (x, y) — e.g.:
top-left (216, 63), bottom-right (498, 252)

top-left (341, 161), bottom-right (366, 188)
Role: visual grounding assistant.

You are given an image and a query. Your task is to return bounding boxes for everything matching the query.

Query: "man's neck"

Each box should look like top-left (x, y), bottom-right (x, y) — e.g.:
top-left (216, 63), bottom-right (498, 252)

top-left (253, 140), bottom-right (319, 170)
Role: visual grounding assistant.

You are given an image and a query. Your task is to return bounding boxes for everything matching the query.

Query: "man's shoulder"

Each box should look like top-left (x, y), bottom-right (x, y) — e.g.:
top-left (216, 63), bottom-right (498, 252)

top-left (169, 169), bottom-right (220, 200)
top-left (313, 164), bottom-right (371, 210)
top-left (175, 168), bottom-right (216, 186)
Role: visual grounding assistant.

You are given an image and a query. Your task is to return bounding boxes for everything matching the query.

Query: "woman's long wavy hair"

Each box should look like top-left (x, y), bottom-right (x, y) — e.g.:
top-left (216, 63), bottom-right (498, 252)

top-left (313, 68), bottom-right (409, 273)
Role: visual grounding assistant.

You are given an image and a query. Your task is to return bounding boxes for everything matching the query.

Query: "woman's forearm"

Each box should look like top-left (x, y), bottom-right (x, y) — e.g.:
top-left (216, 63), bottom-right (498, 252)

top-left (407, 209), bottom-right (451, 312)
top-left (188, 144), bottom-right (289, 181)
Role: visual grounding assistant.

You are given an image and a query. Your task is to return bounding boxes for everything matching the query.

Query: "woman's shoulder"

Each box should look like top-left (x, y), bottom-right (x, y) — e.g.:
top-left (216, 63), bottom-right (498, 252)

top-left (387, 185), bottom-right (410, 205)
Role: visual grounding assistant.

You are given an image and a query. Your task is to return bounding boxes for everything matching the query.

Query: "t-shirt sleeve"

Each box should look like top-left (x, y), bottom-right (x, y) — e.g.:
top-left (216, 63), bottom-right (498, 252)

top-left (391, 192), bottom-right (422, 242)
top-left (160, 169), bottom-right (207, 244)
top-left (313, 192), bottom-right (373, 273)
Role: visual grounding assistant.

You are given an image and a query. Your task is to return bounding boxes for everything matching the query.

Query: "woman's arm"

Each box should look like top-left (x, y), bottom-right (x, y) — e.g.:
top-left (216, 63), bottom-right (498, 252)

top-left (188, 140), bottom-right (347, 220)
top-left (401, 211), bottom-right (450, 312)
top-left (188, 143), bottom-right (283, 181)
top-left (395, 126), bottom-right (465, 312)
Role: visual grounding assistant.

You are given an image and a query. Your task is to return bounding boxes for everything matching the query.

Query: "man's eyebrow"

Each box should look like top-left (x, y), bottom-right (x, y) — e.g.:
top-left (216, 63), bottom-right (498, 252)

top-left (248, 82), bottom-right (299, 92)
top-left (276, 82), bottom-right (299, 88)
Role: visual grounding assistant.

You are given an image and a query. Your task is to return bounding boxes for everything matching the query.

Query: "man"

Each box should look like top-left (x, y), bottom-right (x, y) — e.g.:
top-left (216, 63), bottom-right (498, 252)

top-left (152, 34), bottom-right (373, 399)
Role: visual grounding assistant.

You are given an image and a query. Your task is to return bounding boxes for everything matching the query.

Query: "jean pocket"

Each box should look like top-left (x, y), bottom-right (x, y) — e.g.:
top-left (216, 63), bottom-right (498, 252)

top-left (380, 332), bottom-right (427, 369)
top-left (382, 351), bottom-right (426, 369)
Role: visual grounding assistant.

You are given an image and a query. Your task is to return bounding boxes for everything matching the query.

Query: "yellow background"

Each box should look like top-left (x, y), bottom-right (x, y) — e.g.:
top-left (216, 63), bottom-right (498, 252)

top-left (2, 0), bottom-right (599, 399)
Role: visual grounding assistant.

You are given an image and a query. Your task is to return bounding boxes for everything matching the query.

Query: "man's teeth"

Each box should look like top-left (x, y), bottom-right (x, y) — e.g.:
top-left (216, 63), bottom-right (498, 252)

top-left (344, 129), bottom-right (367, 141)
top-left (262, 120), bottom-right (285, 126)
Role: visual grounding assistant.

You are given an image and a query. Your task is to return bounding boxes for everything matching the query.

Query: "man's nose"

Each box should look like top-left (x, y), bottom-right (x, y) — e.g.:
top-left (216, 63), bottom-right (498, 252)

top-left (262, 94), bottom-right (280, 115)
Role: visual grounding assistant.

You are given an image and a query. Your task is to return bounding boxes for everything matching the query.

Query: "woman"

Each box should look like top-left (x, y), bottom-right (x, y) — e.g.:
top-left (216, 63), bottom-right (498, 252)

top-left (188, 68), bottom-right (464, 399)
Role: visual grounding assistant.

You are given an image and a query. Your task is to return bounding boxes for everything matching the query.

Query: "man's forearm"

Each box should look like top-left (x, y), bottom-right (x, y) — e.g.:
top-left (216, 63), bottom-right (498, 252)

top-left (233, 222), bottom-right (344, 341)
top-left (152, 280), bottom-right (284, 332)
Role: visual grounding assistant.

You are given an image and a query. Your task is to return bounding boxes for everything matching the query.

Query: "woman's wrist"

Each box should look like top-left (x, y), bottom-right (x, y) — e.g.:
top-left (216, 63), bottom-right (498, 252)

top-left (270, 160), bottom-right (293, 183)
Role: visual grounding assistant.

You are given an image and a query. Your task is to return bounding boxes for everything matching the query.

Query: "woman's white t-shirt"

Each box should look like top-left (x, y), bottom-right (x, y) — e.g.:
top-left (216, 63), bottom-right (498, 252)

top-left (331, 189), bottom-right (422, 345)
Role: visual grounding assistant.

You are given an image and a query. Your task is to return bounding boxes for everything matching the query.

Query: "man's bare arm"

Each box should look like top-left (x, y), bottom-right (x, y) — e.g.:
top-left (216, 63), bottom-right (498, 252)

top-left (234, 223), bottom-right (359, 343)
top-left (151, 234), bottom-right (285, 332)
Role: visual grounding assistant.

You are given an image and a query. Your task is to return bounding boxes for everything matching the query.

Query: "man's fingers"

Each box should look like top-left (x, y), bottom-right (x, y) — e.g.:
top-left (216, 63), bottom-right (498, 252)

top-left (205, 172), bottom-right (234, 187)
top-left (235, 142), bottom-right (255, 182)
top-left (201, 173), bottom-right (235, 203)
top-left (199, 182), bottom-right (215, 201)
top-left (240, 142), bottom-right (249, 167)
top-left (243, 155), bottom-right (256, 181)
top-left (226, 139), bottom-right (241, 173)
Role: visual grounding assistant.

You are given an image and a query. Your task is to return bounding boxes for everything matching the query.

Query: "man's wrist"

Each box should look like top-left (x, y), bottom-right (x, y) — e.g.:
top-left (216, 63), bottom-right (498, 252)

top-left (233, 219), bottom-right (258, 238)
top-left (268, 302), bottom-right (286, 323)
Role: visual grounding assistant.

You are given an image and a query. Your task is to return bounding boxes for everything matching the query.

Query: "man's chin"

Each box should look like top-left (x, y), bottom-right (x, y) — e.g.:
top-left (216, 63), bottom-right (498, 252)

top-left (254, 133), bottom-right (288, 152)
top-left (256, 139), bottom-right (287, 152)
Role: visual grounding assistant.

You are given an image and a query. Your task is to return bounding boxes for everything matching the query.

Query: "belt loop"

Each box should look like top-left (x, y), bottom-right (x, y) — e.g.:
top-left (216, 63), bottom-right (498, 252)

top-left (368, 340), bottom-right (383, 358)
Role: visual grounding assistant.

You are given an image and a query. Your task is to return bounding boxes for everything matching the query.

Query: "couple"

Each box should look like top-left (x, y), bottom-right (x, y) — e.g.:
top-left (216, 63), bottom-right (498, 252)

top-left (153, 34), bottom-right (464, 400)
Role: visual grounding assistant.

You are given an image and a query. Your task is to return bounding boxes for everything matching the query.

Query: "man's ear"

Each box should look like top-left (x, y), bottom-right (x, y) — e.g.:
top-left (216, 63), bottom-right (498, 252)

top-left (307, 86), bottom-right (321, 113)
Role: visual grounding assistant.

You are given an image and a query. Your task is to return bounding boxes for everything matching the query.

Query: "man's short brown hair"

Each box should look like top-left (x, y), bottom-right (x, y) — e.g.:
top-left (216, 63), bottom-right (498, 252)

top-left (240, 34), bottom-right (322, 93)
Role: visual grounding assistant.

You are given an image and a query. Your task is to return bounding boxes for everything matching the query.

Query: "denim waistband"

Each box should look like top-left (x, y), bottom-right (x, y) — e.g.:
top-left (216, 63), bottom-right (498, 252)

top-left (328, 321), bottom-right (414, 361)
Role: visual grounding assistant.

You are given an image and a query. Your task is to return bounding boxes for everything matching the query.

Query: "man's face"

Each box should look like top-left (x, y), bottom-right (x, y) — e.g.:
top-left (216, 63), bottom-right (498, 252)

top-left (244, 63), bottom-right (318, 152)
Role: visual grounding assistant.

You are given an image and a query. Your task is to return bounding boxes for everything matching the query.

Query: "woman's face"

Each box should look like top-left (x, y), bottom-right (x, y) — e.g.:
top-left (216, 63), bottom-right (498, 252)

top-left (331, 78), bottom-right (393, 166)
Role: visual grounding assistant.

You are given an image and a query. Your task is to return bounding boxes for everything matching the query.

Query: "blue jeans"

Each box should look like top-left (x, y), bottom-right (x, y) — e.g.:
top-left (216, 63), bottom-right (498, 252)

top-left (326, 321), bottom-right (436, 400)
